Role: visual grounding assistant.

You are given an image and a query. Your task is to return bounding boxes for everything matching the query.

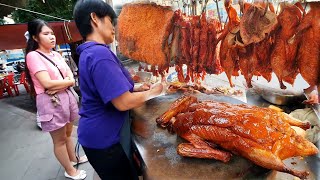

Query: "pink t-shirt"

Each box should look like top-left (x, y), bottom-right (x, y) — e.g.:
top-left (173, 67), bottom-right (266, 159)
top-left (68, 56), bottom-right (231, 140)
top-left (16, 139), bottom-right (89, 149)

top-left (26, 51), bottom-right (71, 94)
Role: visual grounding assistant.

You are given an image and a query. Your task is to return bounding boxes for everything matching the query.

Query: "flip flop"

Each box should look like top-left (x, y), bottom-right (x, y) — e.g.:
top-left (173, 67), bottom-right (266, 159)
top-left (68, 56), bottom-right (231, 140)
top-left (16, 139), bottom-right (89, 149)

top-left (71, 155), bottom-right (88, 166)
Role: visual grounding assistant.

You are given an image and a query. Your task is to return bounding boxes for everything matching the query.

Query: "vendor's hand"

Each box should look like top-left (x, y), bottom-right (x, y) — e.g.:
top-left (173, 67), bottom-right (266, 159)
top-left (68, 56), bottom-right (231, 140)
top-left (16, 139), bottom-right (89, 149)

top-left (65, 77), bottom-right (75, 86)
top-left (150, 82), bottom-right (164, 95)
top-left (137, 83), bottom-right (151, 92)
top-left (303, 93), bottom-right (319, 105)
top-left (304, 85), bottom-right (317, 94)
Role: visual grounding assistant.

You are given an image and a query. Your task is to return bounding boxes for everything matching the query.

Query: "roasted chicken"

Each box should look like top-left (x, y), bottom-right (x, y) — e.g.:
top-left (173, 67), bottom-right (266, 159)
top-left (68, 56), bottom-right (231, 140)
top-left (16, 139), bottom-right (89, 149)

top-left (156, 96), bottom-right (318, 179)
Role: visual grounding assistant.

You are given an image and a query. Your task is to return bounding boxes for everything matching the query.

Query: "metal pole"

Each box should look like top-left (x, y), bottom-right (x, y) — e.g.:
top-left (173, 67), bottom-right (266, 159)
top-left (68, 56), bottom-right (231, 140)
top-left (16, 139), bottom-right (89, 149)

top-left (215, 0), bottom-right (222, 30)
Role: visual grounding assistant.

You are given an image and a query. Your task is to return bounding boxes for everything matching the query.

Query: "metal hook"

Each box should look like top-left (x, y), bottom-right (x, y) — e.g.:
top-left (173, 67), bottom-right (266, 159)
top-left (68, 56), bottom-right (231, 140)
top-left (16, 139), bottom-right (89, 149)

top-left (276, 2), bottom-right (280, 14)
top-left (215, 0), bottom-right (222, 31)
top-left (260, 0), bottom-right (269, 18)
top-left (201, 0), bottom-right (209, 14)
top-left (183, 0), bottom-right (187, 14)
top-left (303, 2), bottom-right (308, 17)
top-left (192, 0), bottom-right (197, 15)
top-left (176, 0), bottom-right (181, 10)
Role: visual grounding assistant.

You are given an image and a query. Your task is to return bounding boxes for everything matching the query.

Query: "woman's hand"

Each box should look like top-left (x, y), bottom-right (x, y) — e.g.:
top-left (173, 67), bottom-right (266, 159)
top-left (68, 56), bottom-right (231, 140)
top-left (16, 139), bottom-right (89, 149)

top-left (65, 76), bottom-right (75, 86)
top-left (46, 89), bottom-right (60, 95)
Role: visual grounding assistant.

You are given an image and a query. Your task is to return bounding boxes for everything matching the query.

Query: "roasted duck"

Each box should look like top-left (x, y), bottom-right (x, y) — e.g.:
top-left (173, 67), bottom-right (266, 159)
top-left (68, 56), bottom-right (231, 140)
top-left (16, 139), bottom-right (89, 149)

top-left (271, 3), bottom-right (302, 89)
top-left (218, 0), bottom-right (240, 87)
top-left (237, 1), bottom-right (277, 87)
top-left (240, 2), bottom-right (277, 45)
top-left (156, 96), bottom-right (318, 179)
top-left (295, 2), bottom-right (320, 89)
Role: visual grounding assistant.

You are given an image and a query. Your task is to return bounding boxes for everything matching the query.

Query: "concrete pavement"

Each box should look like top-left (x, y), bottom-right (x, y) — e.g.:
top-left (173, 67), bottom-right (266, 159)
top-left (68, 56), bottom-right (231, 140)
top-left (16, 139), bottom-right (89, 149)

top-left (0, 88), bottom-right (94, 180)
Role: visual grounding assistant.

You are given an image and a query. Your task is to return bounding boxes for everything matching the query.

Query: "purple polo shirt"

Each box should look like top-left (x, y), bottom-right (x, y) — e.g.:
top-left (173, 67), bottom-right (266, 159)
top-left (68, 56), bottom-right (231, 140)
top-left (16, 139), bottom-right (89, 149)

top-left (76, 42), bottom-right (134, 149)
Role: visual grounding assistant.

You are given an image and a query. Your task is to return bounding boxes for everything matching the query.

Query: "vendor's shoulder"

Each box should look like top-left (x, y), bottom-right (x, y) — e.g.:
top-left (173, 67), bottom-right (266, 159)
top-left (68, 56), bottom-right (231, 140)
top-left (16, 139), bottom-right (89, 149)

top-left (86, 46), bottom-right (115, 61)
top-left (86, 44), bottom-right (111, 54)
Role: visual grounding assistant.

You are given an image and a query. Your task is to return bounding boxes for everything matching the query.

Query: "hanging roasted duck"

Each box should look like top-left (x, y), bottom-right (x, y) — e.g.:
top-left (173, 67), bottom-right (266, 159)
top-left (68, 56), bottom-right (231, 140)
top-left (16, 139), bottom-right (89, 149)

top-left (236, 0), bottom-right (277, 87)
top-left (217, 0), bottom-right (240, 87)
top-left (270, 3), bottom-right (303, 89)
top-left (294, 2), bottom-right (320, 90)
top-left (156, 96), bottom-right (318, 179)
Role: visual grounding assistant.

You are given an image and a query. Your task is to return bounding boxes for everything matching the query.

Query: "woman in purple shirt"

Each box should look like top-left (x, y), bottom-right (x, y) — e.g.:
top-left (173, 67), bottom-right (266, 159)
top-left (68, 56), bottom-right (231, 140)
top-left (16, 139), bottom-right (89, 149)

top-left (73, 1), bottom-right (163, 179)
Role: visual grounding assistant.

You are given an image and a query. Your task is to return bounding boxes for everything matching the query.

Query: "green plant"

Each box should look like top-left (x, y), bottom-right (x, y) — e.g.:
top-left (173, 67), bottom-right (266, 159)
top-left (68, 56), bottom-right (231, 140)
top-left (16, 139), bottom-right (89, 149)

top-left (12, 0), bottom-right (77, 23)
top-left (0, 18), bottom-right (4, 25)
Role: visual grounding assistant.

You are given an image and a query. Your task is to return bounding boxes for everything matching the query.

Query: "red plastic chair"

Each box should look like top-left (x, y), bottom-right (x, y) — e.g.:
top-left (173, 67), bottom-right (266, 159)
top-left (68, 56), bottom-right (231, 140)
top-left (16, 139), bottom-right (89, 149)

top-left (0, 75), bottom-right (15, 98)
top-left (14, 72), bottom-right (30, 95)
top-left (0, 79), bottom-right (5, 99)
top-left (5, 73), bottom-right (18, 96)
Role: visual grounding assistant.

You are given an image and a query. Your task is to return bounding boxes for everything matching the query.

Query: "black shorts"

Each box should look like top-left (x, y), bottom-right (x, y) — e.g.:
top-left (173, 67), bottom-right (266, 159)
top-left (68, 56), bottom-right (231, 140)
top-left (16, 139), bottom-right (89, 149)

top-left (83, 143), bottom-right (138, 180)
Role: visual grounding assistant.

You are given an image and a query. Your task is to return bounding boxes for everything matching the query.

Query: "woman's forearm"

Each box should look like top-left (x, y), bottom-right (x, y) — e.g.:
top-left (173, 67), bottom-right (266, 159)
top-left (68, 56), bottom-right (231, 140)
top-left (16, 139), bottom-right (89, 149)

top-left (45, 86), bottom-right (68, 91)
top-left (35, 71), bottom-right (74, 90)
top-left (43, 79), bottom-right (74, 90)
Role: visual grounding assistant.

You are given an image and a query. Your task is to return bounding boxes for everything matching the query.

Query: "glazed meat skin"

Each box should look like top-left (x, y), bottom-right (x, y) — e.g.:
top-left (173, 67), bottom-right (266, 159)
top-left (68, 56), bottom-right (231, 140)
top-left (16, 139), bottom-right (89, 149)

top-left (240, 3), bottom-right (278, 45)
top-left (295, 2), bottom-right (320, 87)
top-left (157, 96), bottom-right (318, 179)
top-left (271, 3), bottom-right (302, 89)
top-left (117, 3), bottom-right (174, 66)
top-left (218, 1), bottom-right (240, 87)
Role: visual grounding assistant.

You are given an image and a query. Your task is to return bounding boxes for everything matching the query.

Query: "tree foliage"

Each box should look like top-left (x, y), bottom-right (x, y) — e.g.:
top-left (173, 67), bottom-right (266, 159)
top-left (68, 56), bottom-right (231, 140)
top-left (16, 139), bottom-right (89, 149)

top-left (0, 18), bottom-right (5, 25)
top-left (0, 0), bottom-right (27, 18)
top-left (12, 0), bottom-right (77, 23)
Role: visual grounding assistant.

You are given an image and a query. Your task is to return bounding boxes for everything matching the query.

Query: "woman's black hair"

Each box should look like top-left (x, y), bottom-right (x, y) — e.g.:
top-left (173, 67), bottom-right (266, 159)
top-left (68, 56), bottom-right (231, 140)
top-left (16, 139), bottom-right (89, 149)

top-left (26, 19), bottom-right (51, 54)
top-left (73, 0), bottom-right (117, 39)
top-left (25, 19), bottom-right (52, 96)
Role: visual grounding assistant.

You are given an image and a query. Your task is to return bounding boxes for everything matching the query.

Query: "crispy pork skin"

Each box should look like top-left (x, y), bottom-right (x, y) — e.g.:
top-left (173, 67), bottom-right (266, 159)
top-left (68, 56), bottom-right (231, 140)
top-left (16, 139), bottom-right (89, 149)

top-left (118, 3), bottom-right (174, 66)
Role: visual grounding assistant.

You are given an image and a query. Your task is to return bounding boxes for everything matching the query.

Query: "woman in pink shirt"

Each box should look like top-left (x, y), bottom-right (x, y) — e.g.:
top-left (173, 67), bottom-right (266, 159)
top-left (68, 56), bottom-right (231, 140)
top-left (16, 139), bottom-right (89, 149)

top-left (25, 19), bottom-right (87, 180)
